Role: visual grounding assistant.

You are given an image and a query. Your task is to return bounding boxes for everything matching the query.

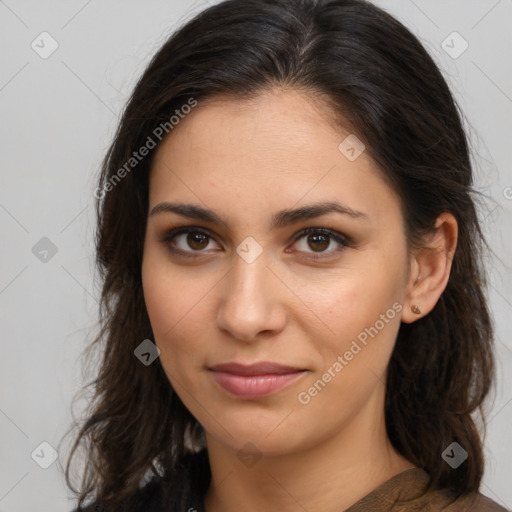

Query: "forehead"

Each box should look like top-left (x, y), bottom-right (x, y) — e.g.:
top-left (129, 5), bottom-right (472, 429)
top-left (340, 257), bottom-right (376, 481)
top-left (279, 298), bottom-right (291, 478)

top-left (148, 89), bottom-right (400, 225)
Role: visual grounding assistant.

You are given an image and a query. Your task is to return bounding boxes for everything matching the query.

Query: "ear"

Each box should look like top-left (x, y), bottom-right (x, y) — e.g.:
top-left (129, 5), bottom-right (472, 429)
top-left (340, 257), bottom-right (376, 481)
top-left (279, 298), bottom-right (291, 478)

top-left (401, 212), bottom-right (458, 324)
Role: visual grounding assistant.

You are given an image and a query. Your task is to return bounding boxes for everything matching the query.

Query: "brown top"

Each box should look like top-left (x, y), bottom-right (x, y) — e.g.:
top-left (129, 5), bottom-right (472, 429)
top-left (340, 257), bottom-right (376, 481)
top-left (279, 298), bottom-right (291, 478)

top-left (75, 455), bottom-right (510, 511)
top-left (345, 467), bottom-right (509, 512)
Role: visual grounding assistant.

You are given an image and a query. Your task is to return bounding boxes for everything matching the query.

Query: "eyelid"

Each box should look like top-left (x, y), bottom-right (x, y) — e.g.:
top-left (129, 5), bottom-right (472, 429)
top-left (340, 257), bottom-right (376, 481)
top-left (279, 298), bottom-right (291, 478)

top-left (160, 225), bottom-right (352, 258)
top-left (159, 226), bottom-right (221, 257)
top-left (288, 227), bottom-right (351, 258)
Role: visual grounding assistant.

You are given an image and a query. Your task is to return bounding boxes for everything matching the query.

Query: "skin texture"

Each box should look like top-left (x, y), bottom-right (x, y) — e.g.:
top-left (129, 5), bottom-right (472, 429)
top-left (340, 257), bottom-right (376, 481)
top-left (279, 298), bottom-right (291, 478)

top-left (141, 88), bottom-right (458, 512)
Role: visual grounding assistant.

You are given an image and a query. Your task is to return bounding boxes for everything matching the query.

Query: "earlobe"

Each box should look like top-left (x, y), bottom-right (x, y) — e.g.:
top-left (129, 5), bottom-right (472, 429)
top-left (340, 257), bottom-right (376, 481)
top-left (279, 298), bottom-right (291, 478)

top-left (411, 305), bottom-right (422, 315)
top-left (401, 213), bottom-right (458, 324)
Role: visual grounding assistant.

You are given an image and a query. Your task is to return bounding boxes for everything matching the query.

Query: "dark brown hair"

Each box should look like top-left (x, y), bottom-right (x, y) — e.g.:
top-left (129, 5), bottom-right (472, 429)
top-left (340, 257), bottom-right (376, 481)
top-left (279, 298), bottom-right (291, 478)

top-left (64, 0), bottom-right (496, 509)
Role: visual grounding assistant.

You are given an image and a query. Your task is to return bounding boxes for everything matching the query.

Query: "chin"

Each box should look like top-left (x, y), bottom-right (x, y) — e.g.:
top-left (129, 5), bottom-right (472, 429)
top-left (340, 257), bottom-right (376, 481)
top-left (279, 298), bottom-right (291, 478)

top-left (204, 408), bottom-right (311, 456)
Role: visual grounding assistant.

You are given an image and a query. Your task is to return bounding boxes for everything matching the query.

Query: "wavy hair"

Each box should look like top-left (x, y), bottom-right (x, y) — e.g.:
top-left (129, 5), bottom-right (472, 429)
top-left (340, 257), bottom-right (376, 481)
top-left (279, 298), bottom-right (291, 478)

top-left (65, 0), bottom-right (496, 509)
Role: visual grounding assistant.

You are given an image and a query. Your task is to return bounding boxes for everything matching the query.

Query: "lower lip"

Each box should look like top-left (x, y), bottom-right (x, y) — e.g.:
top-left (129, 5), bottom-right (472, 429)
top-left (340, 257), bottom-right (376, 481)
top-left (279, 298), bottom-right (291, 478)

top-left (210, 370), bottom-right (306, 398)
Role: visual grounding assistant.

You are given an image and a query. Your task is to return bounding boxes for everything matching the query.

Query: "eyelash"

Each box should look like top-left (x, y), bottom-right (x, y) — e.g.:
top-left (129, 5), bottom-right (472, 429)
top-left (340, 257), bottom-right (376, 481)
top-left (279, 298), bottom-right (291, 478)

top-left (160, 226), bottom-right (352, 260)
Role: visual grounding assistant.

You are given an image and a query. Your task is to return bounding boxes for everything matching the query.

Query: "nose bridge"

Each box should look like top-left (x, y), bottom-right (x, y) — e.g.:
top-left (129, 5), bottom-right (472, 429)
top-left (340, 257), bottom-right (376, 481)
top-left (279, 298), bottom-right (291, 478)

top-left (216, 247), bottom-right (284, 341)
top-left (231, 250), bottom-right (269, 301)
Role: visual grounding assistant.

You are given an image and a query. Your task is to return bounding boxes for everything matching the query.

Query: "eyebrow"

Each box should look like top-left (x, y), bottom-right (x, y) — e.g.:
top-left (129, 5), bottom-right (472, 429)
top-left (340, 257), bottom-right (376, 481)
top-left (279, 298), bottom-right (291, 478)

top-left (149, 201), bottom-right (369, 228)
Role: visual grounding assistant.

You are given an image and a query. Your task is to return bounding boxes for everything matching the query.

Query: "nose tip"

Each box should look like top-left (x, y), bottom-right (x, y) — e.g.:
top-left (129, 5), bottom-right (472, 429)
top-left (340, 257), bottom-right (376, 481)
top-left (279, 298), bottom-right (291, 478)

top-left (215, 257), bottom-right (286, 343)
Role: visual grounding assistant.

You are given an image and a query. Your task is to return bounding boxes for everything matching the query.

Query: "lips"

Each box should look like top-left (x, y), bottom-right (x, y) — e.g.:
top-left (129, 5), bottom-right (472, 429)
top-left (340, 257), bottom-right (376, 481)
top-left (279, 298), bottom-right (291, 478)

top-left (209, 361), bottom-right (304, 375)
top-left (208, 361), bottom-right (307, 398)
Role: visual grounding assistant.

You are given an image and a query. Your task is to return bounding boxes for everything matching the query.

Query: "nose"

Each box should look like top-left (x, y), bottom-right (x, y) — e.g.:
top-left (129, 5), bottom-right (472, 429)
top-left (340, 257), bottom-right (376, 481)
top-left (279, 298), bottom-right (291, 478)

top-left (216, 250), bottom-right (287, 343)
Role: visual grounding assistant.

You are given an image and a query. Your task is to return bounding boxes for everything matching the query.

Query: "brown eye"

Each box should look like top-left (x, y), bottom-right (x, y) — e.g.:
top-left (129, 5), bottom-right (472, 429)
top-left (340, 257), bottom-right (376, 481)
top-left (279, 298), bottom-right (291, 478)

top-left (291, 228), bottom-right (350, 258)
top-left (161, 227), bottom-right (220, 256)
top-left (306, 233), bottom-right (330, 252)
top-left (186, 231), bottom-right (209, 250)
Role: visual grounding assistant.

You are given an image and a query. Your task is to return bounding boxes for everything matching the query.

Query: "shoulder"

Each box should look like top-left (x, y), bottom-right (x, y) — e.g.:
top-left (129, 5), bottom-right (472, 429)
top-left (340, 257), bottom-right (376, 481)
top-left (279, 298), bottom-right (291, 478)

top-left (424, 485), bottom-right (509, 512)
top-left (71, 476), bottom-right (165, 512)
top-left (462, 492), bottom-right (510, 511)
top-left (364, 468), bottom-right (509, 512)
top-left (70, 449), bottom-right (210, 512)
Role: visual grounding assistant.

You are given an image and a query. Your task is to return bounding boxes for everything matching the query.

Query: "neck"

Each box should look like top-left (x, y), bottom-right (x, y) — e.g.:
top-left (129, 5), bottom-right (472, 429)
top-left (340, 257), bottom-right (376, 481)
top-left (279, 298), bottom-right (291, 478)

top-left (203, 386), bottom-right (415, 512)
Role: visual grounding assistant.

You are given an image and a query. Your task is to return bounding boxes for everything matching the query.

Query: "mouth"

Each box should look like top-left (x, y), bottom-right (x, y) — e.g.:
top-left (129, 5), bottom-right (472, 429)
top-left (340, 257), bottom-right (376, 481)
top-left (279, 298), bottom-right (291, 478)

top-left (208, 361), bottom-right (308, 398)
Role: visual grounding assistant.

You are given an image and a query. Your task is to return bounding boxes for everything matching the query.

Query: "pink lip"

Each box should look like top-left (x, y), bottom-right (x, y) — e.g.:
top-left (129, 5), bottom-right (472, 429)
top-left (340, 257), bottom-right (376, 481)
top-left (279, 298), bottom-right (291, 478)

top-left (209, 362), bottom-right (307, 398)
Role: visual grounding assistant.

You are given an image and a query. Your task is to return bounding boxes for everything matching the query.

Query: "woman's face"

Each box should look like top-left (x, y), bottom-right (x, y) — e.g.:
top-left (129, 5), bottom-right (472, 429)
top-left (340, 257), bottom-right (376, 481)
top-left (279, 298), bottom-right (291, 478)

top-left (142, 88), bottom-right (412, 456)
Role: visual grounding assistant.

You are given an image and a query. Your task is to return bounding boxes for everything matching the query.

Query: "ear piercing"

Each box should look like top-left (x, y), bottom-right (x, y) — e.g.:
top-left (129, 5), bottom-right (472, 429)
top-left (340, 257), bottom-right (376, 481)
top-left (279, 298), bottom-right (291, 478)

top-left (411, 305), bottom-right (422, 315)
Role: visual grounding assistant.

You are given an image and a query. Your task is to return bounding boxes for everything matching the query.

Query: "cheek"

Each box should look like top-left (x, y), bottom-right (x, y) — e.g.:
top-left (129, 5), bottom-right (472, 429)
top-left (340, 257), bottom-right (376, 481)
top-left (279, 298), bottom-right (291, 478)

top-left (298, 263), bottom-right (404, 340)
top-left (296, 298), bottom-right (402, 422)
top-left (295, 251), bottom-right (406, 387)
top-left (141, 257), bottom-right (214, 371)
top-left (319, 294), bottom-right (401, 375)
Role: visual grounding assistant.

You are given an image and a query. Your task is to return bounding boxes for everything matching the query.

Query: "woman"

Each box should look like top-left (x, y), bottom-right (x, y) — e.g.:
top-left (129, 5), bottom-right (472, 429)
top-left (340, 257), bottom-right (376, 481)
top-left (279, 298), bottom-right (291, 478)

top-left (65, 0), bottom-right (507, 510)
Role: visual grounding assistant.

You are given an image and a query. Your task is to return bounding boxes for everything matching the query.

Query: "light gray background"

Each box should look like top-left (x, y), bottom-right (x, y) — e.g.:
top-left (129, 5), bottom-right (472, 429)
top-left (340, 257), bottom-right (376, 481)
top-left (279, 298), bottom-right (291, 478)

top-left (0, 1), bottom-right (511, 511)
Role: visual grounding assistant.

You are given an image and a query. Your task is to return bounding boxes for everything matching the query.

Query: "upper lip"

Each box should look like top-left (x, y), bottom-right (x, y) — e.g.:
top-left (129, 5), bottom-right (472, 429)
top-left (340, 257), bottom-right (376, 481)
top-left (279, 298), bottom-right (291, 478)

top-left (209, 362), bottom-right (305, 375)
